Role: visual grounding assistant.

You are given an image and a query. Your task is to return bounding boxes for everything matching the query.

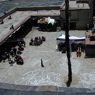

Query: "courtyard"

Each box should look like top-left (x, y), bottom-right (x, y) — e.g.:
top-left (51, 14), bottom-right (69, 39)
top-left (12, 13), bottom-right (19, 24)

top-left (0, 27), bottom-right (95, 88)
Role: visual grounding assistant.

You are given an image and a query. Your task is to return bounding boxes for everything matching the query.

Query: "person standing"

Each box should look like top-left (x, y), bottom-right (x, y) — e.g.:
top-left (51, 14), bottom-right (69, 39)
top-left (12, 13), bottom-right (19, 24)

top-left (41, 58), bottom-right (44, 67)
top-left (76, 46), bottom-right (82, 57)
top-left (78, 46), bottom-right (82, 57)
top-left (76, 47), bottom-right (79, 57)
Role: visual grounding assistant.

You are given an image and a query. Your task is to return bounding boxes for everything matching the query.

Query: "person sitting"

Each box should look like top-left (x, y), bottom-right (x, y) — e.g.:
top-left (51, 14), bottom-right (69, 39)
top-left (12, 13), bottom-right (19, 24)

top-left (18, 45), bottom-right (24, 51)
top-left (17, 40), bottom-right (21, 47)
top-left (8, 15), bottom-right (12, 19)
top-left (17, 50), bottom-right (22, 55)
top-left (10, 47), bottom-right (17, 57)
top-left (5, 52), bottom-right (10, 59)
top-left (20, 38), bottom-right (26, 47)
top-left (1, 53), bottom-right (6, 62)
top-left (62, 47), bottom-right (66, 53)
top-left (29, 38), bottom-right (34, 45)
top-left (0, 55), bottom-right (2, 62)
top-left (0, 19), bottom-right (4, 24)
top-left (38, 37), bottom-right (42, 45)
top-left (9, 59), bottom-right (14, 66)
top-left (34, 37), bottom-right (39, 46)
top-left (42, 36), bottom-right (46, 41)
top-left (15, 55), bottom-right (24, 65)
top-left (10, 25), bottom-right (14, 30)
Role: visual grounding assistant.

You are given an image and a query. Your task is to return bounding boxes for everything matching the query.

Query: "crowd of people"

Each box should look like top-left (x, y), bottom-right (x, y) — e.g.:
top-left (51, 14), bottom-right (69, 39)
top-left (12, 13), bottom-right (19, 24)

top-left (29, 36), bottom-right (46, 46)
top-left (0, 38), bottom-right (25, 65)
top-left (0, 36), bottom-right (46, 66)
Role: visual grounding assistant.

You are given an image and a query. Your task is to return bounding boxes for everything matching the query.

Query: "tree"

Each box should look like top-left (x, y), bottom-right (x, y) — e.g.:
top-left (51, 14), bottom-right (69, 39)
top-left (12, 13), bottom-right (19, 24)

top-left (65, 0), bottom-right (72, 87)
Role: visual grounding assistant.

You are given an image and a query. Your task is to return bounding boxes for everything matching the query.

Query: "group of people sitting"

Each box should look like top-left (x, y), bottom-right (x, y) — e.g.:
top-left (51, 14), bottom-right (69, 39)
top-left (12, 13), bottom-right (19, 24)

top-left (58, 42), bottom-right (84, 55)
top-left (0, 38), bottom-right (25, 65)
top-left (29, 36), bottom-right (46, 46)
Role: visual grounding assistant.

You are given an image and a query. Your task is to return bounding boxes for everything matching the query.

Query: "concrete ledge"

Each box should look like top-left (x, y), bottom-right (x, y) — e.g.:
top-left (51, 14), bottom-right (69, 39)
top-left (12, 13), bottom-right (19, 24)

top-left (0, 82), bottom-right (95, 93)
top-left (0, 83), bottom-right (58, 92)
top-left (0, 6), bottom-right (60, 20)
top-left (17, 6), bottom-right (60, 11)
top-left (0, 8), bottom-right (17, 20)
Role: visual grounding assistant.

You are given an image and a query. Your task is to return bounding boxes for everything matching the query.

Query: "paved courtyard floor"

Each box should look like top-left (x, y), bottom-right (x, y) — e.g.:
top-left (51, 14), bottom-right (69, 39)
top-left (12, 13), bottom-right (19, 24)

top-left (0, 28), bottom-right (95, 88)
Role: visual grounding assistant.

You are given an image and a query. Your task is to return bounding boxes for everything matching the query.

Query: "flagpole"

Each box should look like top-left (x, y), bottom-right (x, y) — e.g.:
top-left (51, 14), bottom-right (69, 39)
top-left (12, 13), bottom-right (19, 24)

top-left (65, 0), bottom-right (72, 87)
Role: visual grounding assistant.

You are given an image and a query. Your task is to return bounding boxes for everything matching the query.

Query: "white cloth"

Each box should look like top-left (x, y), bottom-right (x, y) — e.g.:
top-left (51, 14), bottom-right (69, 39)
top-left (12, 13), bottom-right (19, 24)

top-left (47, 17), bottom-right (55, 25)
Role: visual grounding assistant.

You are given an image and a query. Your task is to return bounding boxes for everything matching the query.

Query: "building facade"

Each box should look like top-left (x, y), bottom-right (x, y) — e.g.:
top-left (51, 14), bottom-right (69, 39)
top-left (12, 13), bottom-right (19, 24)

top-left (86, 0), bottom-right (95, 16)
top-left (77, 0), bottom-right (95, 16)
top-left (85, 31), bottom-right (95, 57)
top-left (60, 0), bottom-right (92, 29)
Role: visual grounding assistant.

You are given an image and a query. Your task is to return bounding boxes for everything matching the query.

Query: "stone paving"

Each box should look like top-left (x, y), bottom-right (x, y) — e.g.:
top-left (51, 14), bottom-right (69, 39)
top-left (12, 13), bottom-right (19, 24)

top-left (0, 28), bottom-right (95, 88)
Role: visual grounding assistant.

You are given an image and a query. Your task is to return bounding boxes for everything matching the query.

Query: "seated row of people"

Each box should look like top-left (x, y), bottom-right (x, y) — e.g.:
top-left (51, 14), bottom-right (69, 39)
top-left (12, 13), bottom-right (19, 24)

top-left (57, 42), bottom-right (85, 53)
top-left (29, 36), bottom-right (46, 46)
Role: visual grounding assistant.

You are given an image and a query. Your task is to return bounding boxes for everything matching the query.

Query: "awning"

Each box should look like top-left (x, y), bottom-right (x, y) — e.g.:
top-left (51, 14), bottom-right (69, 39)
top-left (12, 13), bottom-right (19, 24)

top-left (56, 34), bottom-right (85, 42)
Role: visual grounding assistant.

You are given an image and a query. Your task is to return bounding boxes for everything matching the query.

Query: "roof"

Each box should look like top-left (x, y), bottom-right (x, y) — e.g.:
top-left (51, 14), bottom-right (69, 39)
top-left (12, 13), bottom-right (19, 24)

top-left (61, 1), bottom-right (90, 10)
top-left (0, 10), bottom-right (60, 45)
